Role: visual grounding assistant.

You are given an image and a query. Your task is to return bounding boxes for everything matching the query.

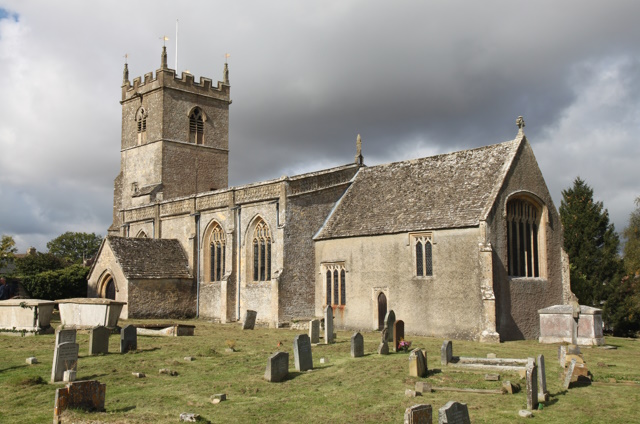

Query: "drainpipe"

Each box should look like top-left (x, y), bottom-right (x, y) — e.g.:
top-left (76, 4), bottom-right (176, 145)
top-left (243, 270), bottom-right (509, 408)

top-left (191, 212), bottom-right (201, 317)
top-left (236, 207), bottom-right (241, 320)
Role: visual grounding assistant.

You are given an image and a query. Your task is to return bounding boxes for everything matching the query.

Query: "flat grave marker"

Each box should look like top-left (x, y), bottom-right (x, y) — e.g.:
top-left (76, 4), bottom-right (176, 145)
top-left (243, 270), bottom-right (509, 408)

top-left (293, 334), bottom-right (313, 371)
top-left (351, 332), bottom-right (364, 358)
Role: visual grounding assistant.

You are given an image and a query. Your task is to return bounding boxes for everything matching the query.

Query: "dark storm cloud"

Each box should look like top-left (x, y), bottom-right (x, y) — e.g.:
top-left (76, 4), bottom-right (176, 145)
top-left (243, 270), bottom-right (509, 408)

top-left (1, 0), bottom-right (639, 250)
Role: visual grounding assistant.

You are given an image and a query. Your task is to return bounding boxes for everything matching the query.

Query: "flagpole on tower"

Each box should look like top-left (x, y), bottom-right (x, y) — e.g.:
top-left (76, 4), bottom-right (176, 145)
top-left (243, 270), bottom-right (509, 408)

top-left (175, 19), bottom-right (179, 72)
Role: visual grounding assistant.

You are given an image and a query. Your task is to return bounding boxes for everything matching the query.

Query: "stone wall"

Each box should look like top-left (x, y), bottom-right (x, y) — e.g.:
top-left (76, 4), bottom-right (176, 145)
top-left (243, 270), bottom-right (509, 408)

top-left (127, 278), bottom-right (196, 318)
top-left (86, 243), bottom-right (130, 317)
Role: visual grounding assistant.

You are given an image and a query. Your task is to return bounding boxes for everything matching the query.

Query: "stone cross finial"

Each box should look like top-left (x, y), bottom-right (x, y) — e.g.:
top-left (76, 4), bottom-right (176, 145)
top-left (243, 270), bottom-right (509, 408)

top-left (161, 45), bottom-right (168, 69)
top-left (122, 55), bottom-right (129, 84)
top-left (516, 116), bottom-right (525, 135)
top-left (355, 134), bottom-right (364, 166)
top-left (223, 62), bottom-right (230, 86)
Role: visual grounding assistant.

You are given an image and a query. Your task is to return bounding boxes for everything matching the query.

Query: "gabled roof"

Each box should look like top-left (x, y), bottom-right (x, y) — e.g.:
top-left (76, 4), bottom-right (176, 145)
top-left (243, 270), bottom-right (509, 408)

top-left (314, 136), bottom-right (523, 240)
top-left (106, 236), bottom-right (191, 279)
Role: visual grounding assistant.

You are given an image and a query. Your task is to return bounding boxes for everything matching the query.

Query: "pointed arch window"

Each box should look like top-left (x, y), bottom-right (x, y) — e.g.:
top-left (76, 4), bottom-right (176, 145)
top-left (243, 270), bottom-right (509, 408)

top-left (189, 107), bottom-right (204, 144)
top-left (208, 223), bottom-right (226, 282)
top-left (412, 233), bottom-right (433, 277)
top-left (507, 198), bottom-right (541, 278)
top-left (135, 107), bottom-right (147, 145)
top-left (252, 219), bottom-right (271, 282)
top-left (323, 263), bottom-right (346, 306)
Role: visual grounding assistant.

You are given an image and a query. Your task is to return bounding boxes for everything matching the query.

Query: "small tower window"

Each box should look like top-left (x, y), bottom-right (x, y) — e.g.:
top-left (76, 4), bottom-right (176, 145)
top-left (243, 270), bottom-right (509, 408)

top-left (189, 107), bottom-right (204, 145)
top-left (135, 107), bottom-right (147, 145)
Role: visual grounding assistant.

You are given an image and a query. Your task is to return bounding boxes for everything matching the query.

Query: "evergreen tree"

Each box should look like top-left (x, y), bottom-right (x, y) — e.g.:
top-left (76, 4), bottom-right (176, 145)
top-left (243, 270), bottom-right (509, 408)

top-left (560, 177), bottom-right (622, 306)
top-left (622, 197), bottom-right (640, 276)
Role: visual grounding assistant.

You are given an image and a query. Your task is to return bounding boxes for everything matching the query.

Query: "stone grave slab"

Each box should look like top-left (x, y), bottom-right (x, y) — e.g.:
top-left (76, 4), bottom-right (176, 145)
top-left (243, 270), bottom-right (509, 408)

top-left (409, 348), bottom-right (427, 377)
top-left (394, 319), bottom-right (405, 352)
top-left (537, 354), bottom-right (548, 401)
top-left (242, 310), bottom-right (257, 330)
top-left (351, 332), bottom-right (364, 358)
top-left (404, 404), bottom-right (433, 424)
top-left (309, 319), bottom-right (320, 343)
top-left (89, 326), bottom-right (110, 355)
top-left (51, 342), bottom-right (79, 383)
top-left (440, 340), bottom-right (453, 366)
top-left (293, 334), bottom-right (313, 371)
top-left (415, 381), bottom-right (433, 394)
top-left (55, 327), bottom-right (77, 346)
top-left (438, 401), bottom-right (470, 424)
top-left (563, 358), bottom-right (577, 390)
top-left (53, 380), bottom-right (106, 422)
top-left (384, 310), bottom-right (396, 342)
top-left (324, 306), bottom-right (334, 344)
top-left (265, 351), bottom-right (289, 382)
top-left (525, 358), bottom-right (538, 410)
top-left (120, 324), bottom-right (137, 353)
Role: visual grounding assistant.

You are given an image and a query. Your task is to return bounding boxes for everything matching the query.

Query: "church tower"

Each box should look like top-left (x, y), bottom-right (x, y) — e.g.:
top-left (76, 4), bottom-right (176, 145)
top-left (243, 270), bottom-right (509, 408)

top-left (109, 47), bottom-right (231, 235)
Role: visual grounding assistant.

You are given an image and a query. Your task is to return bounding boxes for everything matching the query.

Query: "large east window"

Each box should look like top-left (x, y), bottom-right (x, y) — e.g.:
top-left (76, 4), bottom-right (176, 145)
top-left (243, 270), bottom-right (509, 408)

top-left (507, 198), bottom-right (541, 277)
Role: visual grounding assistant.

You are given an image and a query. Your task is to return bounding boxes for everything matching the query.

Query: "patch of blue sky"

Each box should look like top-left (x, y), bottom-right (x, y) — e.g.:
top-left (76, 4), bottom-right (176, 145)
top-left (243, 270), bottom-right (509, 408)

top-left (0, 8), bottom-right (19, 22)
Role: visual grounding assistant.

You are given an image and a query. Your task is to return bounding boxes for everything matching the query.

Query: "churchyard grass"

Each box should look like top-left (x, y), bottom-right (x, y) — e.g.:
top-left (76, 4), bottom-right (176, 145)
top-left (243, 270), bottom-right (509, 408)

top-left (0, 319), bottom-right (638, 423)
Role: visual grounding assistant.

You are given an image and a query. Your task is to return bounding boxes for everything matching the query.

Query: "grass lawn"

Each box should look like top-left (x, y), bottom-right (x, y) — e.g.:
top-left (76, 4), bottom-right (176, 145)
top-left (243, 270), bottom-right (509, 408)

top-left (0, 318), bottom-right (638, 423)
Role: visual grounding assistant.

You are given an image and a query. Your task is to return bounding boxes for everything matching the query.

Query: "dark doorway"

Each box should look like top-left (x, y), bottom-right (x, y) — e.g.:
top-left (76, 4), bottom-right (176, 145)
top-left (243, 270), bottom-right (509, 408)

top-left (378, 292), bottom-right (387, 330)
top-left (105, 278), bottom-right (116, 300)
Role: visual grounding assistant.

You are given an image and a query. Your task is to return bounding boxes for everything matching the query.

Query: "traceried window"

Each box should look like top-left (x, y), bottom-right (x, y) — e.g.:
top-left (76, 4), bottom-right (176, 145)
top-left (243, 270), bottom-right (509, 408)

top-left (209, 224), bottom-right (226, 282)
top-left (135, 107), bottom-right (147, 145)
top-left (507, 198), bottom-right (541, 277)
top-left (189, 107), bottom-right (204, 145)
top-left (252, 219), bottom-right (271, 282)
top-left (323, 263), bottom-right (346, 306)
top-left (412, 233), bottom-right (433, 277)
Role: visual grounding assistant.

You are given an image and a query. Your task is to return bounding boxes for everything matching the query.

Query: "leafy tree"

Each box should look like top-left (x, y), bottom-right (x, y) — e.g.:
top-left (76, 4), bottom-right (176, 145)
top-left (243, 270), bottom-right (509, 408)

top-left (560, 177), bottom-right (622, 306)
top-left (21, 264), bottom-right (89, 300)
top-left (46, 232), bottom-right (103, 264)
top-left (622, 197), bottom-right (640, 276)
top-left (0, 234), bottom-right (17, 269)
top-left (15, 252), bottom-right (66, 277)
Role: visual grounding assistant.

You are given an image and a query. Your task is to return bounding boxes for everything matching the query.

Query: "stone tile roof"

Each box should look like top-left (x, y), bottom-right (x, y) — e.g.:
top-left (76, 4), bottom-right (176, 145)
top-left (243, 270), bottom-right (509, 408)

top-left (315, 138), bottom-right (522, 240)
top-left (107, 236), bottom-right (191, 279)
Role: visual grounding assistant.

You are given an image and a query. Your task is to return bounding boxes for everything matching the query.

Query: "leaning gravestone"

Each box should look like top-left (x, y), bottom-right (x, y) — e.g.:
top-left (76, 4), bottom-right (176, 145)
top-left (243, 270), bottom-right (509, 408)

top-left (537, 354), bottom-right (548, 402)
top-left (563, 358), bottom-right (577, 390)
top-left (293, 334), bottom-right (313, 371)
top-left (440, 340), bottom-right (453, 366)
top-left (409, 348), bottom-right (427, 377)
top-left (89, 326), bottom-right (110, 355)
top-left (265, 351), bottom-right (289, 382)
top-left (394, 320), bottom-right (405, 352)
top-left (404, 404), bottom-right (433, 424)
top-left (324, 306), bottom-right (334, 344)
top-left (351, 332), bottom-right (364, 358)
top-left (378, 328), bottom-right (390, 355)
top-left (525, 358), bottom-right (538, 410)
top-left (51, 342), bottom-right (79, 383)
top-left (384, 310), bottom-right (396, 342)
top-left (120, 325), bottom-right (137, 353)
top-left (55, 328), bottom-right (77, 346)
top-left (242, 310), bottom-right (257, 330)
top-left (438, 401), bottom-right (470, 424)
top-left (309, 319), bottom-right (320, 344)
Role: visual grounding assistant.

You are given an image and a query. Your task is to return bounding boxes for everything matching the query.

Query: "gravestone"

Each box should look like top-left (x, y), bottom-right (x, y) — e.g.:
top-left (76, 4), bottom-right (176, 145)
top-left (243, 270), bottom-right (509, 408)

top-left (120, 325), bottom-right (137, 353)
top-left (324, 306), bottom-right (334, 344)
top-left (351, 332), bottom-right (364, 358)
top-left (415, 381), bottom-right (433, 394)
top-left (309, 319), bottom-right (320, 343)
top-left (89, 326), bottom-right (110, 355)
top-left (293, 334), bottom-right (313, 371)
top-left (53, 380), bottom-right (106, 422)
top-left (537, 354), bottom-right (548, 402)
top-left (384, 310), bottom-right (396, 342)
top-left (404, 404), bottom-right (433, 424)
top-left (438, 401), bottom-right (470, 424)
top-left (394, 320), bottom-right (405, 352)
top-left (440, 340), bottom-right (453, 366)
top-left (409, 348), bottom-right (427, 377)
top-left (563, 358), bottom-right (577, 390)
top-left (525, 358), bottom-right (538, 410)
top-left (242, 310), bottom-right (257, 330)
top-left (51, 342), bottom-right (79, 383)
top-left (264, 351), bottom-right (289, 382)
top-left (558, 345), bottom-right (566, 367)
top-left (55, 328), bottom-right (77, 346)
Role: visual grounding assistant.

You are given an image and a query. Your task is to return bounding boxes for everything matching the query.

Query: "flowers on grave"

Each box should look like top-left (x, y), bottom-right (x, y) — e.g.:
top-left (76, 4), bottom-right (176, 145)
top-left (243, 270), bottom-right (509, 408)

top-left (398, 339), bottom-right (412, 352)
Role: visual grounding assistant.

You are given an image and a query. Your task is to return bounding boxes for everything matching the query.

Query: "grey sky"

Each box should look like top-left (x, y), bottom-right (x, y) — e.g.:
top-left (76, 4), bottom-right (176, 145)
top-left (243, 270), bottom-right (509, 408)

top-left (1, 1), bottom-right (639, 251)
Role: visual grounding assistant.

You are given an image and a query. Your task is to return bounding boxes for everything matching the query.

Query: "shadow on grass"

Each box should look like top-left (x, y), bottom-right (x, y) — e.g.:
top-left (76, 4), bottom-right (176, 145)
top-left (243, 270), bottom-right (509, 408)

top-left (109, 405), bottom-right (137, 413)
top-left (427, 369), bottom-right (442, 377)
top-left (79, 373), bottom-right (109, 380)
top-left (0, 364), bottom-right (28, 374)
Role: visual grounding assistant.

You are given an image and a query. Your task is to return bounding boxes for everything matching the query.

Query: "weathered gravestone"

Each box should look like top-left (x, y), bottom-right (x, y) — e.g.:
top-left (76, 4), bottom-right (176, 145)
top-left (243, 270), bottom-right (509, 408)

top-left (525, 358), bottom-right (538, 410)
top-left (324, 306), bottom-right (334, 344)
top-left (384, 310), bottom-right (396, 342)
top-left (404, 404), bottom-right (433, 424)
top-left (51, 342), bottom-right (79, 383)
top-left (394, 319), bottom-right (405, 352)
top-left (89, 326), bottom-right (110, 355)
top-left (120, 325), bottom-right (137, 353)
top-left (378, 328), bottom-right (390, 355)
top-left (563, 358), bottom-right (577, 390)
top-left (265, 351), bottom-right (289, 382)
top-left (537, 354), bottom-right (548, 402)
top-left (409, 348), bottom-right (427, 377)
top-left (242, 310), bottom-right (257, 330)
top-left (53, 380), bottom-right (106, 423)
top-left (351, 332), bottom-right (364, 358)
top-left (293, 334), bottom-right (313, 371)
top-left (438, 401), bottom-right (470, 424)
top-left (440, 340), bottom-right (453, 366)
top-left (55, 327), bottom-right (77, 346)
top-left (309, 319), bottom-right (320, 344)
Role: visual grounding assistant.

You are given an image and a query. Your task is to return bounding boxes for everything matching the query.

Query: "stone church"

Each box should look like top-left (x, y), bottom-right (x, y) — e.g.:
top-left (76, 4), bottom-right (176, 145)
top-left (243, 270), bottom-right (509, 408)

top-left (87, 47), bottom-right (570, 341)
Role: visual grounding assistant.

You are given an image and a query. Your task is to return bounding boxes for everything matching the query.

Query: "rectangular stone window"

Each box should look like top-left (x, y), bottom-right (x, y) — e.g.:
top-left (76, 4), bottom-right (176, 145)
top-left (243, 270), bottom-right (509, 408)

top-left (410, 232), bottom-right (434, 278)
top-left (322, 262), bottom-right (346, 306)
